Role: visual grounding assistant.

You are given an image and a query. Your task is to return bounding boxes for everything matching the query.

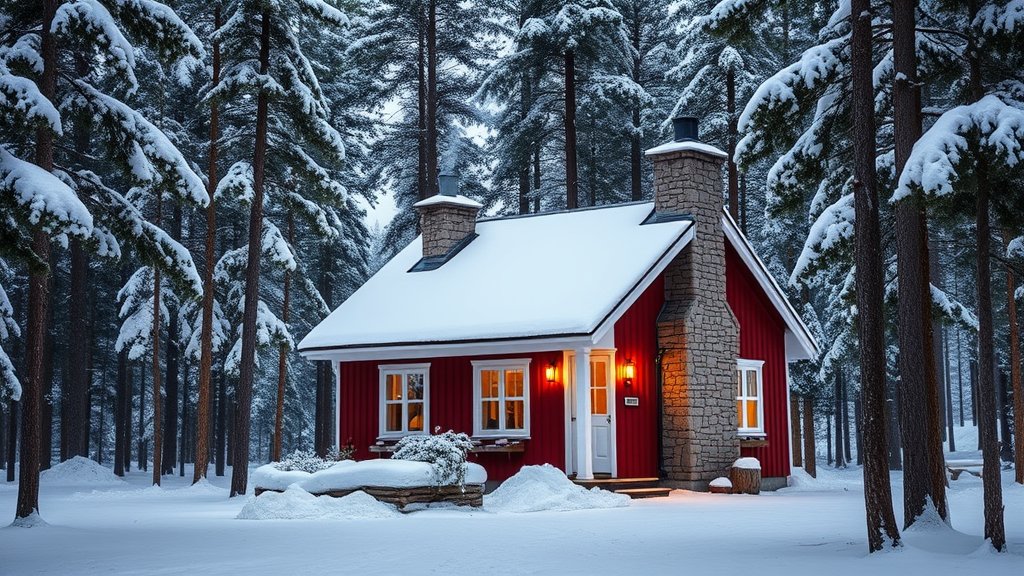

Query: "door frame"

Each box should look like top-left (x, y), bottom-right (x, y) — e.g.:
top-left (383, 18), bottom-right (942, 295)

top-left (563, 349), bottom-right (617, 477)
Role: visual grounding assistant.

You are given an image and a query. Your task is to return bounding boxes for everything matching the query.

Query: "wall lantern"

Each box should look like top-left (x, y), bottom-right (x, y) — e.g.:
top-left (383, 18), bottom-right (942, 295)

top-left (546, 363), bottom-right (556, 384)
top-left (623, 359), bottom-right (636, 387)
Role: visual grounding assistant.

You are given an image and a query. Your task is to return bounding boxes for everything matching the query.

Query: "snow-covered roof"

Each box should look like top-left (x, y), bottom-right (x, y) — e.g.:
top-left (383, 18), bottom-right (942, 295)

top-left (299, 202), bottom-right (693, 359)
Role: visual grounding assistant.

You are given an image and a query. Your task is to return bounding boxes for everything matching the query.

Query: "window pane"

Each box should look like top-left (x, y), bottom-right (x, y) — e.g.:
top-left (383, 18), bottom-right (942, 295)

top-left (591, 388), bottom-right (608, 415)
top-left (407, 402), bottom-right (423, 431)
top-left (407, 373), bottom-right (424, 400)
top-left (746, 370), bottom-right (759, 398)
top-left (481, 400), bottom-right (500, 429)
top-left (505, 369), bottom-right (523, 397)
top-left (592, 361), bottom-right (607, 388)
top-left (737, 400), bottom-right (744, 428)
top-left (505, 400), bottom-right (525, 430)
top-left (481, 370), bottom-right (499, 398)
top-left (745, 400), bottom-right (759, 429)
top-left (386, 374), bottom-right (402, 401)
top-left (385, 404), bottom-right (402, 432)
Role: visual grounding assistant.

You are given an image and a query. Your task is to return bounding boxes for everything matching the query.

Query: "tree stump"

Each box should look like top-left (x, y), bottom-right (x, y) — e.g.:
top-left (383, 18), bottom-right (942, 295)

top-left (709, 477), bottom-right (732, 494)
top-left (730, 457), bottom-right (761, 495)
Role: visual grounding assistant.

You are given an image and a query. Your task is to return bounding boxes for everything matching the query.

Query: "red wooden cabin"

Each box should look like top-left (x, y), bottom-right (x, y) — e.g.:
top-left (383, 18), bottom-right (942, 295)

top-left (299, 120), bottom-right (818, 491)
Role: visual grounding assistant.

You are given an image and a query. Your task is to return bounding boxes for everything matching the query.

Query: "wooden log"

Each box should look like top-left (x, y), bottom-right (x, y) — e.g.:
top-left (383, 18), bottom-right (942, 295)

top-left (256, 483), bottom-right (485, 510)
top-left (709, 477), bottom-right (732, 494)
top-left (730, 458), bottom-right (761, 495)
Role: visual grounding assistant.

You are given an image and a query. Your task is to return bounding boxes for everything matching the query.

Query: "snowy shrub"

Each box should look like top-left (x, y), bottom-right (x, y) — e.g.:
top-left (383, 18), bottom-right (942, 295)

top-left (392, 429), bottom-right (474, 488)
top-left (274, 449), bottom-right (349, 474)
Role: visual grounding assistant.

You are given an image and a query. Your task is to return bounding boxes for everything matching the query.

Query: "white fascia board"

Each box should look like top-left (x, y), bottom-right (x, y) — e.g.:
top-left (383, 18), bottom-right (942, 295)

top-left (721, 210), bottom-right (820, 361)
top-left (300, 335), bottom-right (595, 363)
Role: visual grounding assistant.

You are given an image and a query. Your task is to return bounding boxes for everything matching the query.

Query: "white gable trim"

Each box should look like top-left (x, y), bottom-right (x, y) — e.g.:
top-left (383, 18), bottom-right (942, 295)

top-left (721, 209), bottom-right (819, 361)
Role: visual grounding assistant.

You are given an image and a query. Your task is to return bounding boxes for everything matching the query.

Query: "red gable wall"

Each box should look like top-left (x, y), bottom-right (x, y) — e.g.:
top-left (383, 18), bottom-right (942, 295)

top-left (726, 242), bottom-right (791, 479)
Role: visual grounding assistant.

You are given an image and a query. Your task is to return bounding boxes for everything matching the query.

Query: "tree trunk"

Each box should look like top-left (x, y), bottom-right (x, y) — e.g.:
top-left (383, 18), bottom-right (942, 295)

top-left (424, 0), bottom-right (438, 198)
top-left (194, 3), bottom-right (220, 484)
top-left (138, 365), bottom-right (145, 471)
top-left (519, 71), bottom-right (532, 214)
top-left (16, 0), bottom-right (57, 521)
top-left (892, 0), bottom-right (946, 527)
top-left (564, 49), bottom-right (578, 210)
top-left (416, 13), bottom-right (427, 201)
top-left (851, 0), bottom-right (900, 550)
top-left (123, 354), bottom-right (131, 473)
top-left (163, 204), bottom-right (181, 476)
top-left (997, 371), bottom-right (1012, 461)
top-left (790, 396), bottom-right (802, 467)
top-left (1005, 252), bottom-right (1022, 482)
top-left (273, 215), bottom-right (293, 462)
top-left (826, 411), bottom-right (833, 466)
top-left (215, 369), bottom-right (226, 476)
top-left (855, 398), bottom-right (864, 465)
top-left (726, 66), bottom-right (738, 221)
top-left (971, 359), bottom-right (979, 428)
top-left (114, 348), bottom-right (127, 476)
top-left (802, 396), bottom-right (816, 477)
top-left (7, 401), bottom-right (17, 482)
top-left (834, 375), bottom-right (845, 468)
top-left (180, 362), bottom-right (188, 477)
top-left (842, 373), bottom-right (852, 462)
top-left (888, 380), bottom-right (903, 470)
top-left (64, 240), bottom-right (89, 461)
top-left (151, 197), bottom-right (163, 487)
top-left (630, 21), bottom-right (642, 202)
top-left (943, 325), bottom-right (956, 452)
top-left (231, 9), bottom-right (272, 497)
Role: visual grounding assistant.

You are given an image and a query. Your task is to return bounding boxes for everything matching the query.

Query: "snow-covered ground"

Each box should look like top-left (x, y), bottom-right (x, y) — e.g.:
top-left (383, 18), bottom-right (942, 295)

top-left (1, 427), bottom-right (1021, 575)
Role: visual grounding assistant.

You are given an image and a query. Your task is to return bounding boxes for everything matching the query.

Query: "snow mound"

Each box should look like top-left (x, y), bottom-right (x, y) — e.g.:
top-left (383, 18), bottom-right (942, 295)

top-left (40, 456), bottom-right (124, 486)
top-left (251, 459), bottom-right (487, 493)
top-left (733, 457), bottom-right (761, 470)
top-left (237, 486), bottom-right (399, 521)
top-left (485, 465), bottom-right (630, 513)
top-left (710, 477), bottom-right (732, 489)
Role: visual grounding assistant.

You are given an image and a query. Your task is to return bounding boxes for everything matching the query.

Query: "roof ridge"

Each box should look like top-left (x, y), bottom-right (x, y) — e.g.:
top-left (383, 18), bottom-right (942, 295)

top-left (476, 199), bottom-right (653, 223)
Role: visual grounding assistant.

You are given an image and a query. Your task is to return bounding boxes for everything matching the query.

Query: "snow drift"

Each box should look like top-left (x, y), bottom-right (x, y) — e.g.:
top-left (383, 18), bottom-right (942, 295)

top-left (40, 456), bottom-right (125, 487)
top-left (485, 465), bottom-right (630, 513)
top-left (238, 486), bottom-right (398, 521)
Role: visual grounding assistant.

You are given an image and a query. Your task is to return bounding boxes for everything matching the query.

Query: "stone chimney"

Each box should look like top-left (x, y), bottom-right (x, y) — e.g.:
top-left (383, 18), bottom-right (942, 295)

top-left (646, 117), bottom-right (740, 490)
top-left (413, 174), bottom-right (482, 259)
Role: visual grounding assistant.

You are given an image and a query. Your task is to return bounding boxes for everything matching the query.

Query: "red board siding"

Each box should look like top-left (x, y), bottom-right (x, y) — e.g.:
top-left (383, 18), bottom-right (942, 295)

top-left (612, 275), bottom-right (663, 478)
top-left (726, 243), bottom-right (791, 479)
top-left (339, 352), bottom-right (565, 482)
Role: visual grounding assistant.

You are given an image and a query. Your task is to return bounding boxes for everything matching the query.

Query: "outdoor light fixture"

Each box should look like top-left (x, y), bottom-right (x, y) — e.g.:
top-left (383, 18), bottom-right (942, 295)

top-left (624, 359), bottom-right (636, 387)
top-left (546, 363), bottom-right (556, 384)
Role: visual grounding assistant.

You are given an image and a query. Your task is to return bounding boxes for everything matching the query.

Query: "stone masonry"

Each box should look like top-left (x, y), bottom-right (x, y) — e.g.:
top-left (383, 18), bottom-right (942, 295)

top-left (651, 148), bottom-right (740, 490)
top-left (417, 202), bottom-right (480, 258)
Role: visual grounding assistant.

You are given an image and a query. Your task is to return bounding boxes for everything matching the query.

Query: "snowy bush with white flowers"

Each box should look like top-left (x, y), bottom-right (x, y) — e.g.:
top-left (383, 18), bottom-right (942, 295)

top-left (273, 447), bottom-right (354, 474)
top-left (392, 429), bottom-right (475, 488)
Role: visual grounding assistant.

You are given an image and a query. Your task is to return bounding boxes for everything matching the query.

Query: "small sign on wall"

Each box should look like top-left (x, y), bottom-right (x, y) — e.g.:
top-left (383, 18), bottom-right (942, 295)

top-left (624, 397), bottom-right (639, 407)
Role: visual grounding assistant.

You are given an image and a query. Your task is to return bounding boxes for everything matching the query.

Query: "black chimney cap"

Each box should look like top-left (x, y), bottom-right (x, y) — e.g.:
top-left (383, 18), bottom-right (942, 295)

top-left (672, 116), bottom-right (699, 142)
top-left (438, 173), bottom-right (458, 196)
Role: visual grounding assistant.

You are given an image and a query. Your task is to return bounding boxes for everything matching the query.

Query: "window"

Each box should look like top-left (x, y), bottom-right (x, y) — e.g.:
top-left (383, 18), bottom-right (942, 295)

top-left (378, 364), bottom-right (430, 437)
top-left (736, 359), bottom-right (765, 435)
top-left (472, 359), bottom-right (531, 437)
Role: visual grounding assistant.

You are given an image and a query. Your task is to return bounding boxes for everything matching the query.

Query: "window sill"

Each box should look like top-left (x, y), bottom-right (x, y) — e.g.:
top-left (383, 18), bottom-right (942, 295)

top-left (739, 435), bottom-right (768, 449)
top-left (472, 434), bottom-right (530, 441)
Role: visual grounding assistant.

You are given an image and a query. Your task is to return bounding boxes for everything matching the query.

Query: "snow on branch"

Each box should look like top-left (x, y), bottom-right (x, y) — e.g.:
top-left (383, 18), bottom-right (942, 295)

top-left (216, 161), bottom-right (254, 205)
top-left (931, 284), bottom-right (978, 331)
top-left (737, 36), bottom-right (847, 163)
top-left (0, 279), bottom-right (20, 402)
top-left (1009, 236), bottom-right (1024, 259)
top-left (0, 62), bottom-right (61, 134)
top-left (0, 146), bottom-right (93, 247)
top-left (974, 0), bottom-right (1024, 34)
top-left (53, 0), bottom-right (139, 93)
top-left (71, 80), bottom-right (208, 207)
top-left (790, 193), bottom-right (855, 286)
top-left (893, 95), bottom-right (1024, 201)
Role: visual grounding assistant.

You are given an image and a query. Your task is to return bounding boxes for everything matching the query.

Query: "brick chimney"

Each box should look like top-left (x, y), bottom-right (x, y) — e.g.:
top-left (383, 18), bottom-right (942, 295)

top-left (413, 174), bottom-right (482, 259)
top-left (646, 117), bottom-right (740, 490)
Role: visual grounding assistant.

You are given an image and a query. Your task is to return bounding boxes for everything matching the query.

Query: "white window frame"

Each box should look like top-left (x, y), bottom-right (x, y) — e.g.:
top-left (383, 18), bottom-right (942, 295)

top-left (471, 358), bottom-right (531, 438)
top-left (378, 363), bottom-right (430, 439)
top-left (737, 359), bottom-right (766, 436)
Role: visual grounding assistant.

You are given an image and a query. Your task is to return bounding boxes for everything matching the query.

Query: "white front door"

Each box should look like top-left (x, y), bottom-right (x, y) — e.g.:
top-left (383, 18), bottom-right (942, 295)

top-left (589, 354), bottom-right (613, 474)
top-left (567, 352), bottom-right (614, 476)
